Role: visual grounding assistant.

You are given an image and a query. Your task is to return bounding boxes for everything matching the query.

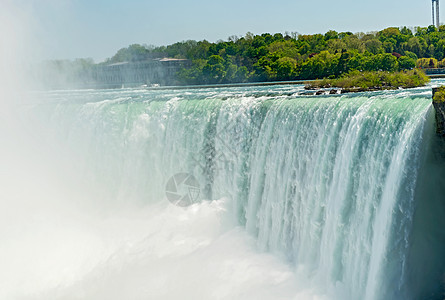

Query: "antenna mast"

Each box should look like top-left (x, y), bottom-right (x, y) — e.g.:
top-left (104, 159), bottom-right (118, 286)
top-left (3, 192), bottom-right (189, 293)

top-left (433, 0), bottom-right (440, 29)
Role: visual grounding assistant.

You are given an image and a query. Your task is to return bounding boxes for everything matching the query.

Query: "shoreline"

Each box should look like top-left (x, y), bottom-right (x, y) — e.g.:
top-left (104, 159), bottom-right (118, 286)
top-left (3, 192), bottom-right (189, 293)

top-left (144, 80), bottom-right (311, 91)
top-left (36, 74), bottom-right (444, 92)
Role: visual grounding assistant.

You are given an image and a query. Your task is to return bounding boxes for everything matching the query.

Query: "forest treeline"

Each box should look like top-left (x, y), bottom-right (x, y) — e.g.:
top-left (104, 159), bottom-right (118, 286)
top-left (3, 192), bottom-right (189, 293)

top-left (45, 25), bottom-right (445, 85)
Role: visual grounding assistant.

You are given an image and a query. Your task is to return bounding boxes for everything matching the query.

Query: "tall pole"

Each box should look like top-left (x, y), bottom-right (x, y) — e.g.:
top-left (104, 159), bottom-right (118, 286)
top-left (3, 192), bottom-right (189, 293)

top-left (433, 0), bottom-right (440, 29)
top-left (433, 0), bottom-right (436, 27)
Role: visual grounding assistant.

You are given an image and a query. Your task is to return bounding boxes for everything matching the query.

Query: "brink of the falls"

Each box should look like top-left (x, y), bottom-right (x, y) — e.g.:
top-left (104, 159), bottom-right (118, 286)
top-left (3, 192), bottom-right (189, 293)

top-left (1, 84), bottom-right (444, 300)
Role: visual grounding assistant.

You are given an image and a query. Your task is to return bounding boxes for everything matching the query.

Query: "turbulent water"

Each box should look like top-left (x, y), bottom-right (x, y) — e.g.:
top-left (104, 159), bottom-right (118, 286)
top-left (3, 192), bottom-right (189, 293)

top-left (2, 84), bottom-right (444, 299)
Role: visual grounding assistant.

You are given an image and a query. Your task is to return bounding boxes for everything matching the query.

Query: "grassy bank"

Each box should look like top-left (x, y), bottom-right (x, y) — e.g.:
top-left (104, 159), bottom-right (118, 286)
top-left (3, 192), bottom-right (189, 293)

top-left (433, 86), bottom-right (445, 103)
top-left (305, 69), bottom-right (430, 92)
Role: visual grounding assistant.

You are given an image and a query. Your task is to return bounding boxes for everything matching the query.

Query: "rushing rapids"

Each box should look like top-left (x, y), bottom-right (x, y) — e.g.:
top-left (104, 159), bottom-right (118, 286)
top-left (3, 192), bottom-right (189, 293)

top-left (7, 84), bottom-right (445, 299)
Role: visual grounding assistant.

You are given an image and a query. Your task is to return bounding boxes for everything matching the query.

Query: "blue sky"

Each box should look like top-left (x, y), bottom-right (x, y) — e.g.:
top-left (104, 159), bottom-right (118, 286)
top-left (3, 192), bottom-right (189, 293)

top-left (17, 0), bottom-right (437, 62)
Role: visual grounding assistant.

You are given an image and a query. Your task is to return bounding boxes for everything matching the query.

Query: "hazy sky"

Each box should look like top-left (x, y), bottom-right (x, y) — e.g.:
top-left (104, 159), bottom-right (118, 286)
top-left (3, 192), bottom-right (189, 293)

top-left (10, 0), bottom-right (437, 62)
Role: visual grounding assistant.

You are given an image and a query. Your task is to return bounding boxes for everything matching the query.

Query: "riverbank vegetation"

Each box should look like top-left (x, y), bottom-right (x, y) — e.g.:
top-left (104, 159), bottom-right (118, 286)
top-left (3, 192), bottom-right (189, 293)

top-left (305, 70), bottom-right (430, 91)
top-left (433, 86), bottom-right (445, 103)
top-left (43, 25), bottom-right (445, 86)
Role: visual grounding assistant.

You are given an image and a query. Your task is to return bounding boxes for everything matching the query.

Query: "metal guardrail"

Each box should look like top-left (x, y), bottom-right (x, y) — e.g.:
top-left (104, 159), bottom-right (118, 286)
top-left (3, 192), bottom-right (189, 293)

top-left (423, 68), bottom-right (445, 74)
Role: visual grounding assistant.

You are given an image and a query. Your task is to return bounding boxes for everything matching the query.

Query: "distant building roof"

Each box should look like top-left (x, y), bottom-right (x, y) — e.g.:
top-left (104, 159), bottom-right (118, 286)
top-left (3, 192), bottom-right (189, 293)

top-left (106, 59), bottom-right (188, 67)
top-left (107, 61), bottom-right (130, 67)
top-left (157, 58), bottom-right (188, 62)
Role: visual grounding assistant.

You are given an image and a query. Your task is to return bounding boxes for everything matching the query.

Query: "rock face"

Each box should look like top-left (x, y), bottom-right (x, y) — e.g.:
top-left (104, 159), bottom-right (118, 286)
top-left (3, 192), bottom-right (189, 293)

top-left (432, 87), bottom-right (445, 136)
top-left (433, 102), bottom-right (445, 136)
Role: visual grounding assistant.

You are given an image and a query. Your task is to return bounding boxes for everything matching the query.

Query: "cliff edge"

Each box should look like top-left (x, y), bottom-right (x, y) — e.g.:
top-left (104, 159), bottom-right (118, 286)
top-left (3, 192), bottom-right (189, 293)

top-left (432, 87), bottom-right (445, 136)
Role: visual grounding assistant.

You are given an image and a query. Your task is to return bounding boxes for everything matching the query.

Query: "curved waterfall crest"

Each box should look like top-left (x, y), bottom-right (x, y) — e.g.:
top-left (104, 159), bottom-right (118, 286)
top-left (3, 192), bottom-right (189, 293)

top-left (35, 87), bottom-right (444, 300)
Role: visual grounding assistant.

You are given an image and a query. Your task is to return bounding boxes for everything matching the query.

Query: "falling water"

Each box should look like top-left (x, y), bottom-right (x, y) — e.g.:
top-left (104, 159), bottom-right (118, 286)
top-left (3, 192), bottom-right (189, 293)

top-left (4, 84), bottom-right (442, 299)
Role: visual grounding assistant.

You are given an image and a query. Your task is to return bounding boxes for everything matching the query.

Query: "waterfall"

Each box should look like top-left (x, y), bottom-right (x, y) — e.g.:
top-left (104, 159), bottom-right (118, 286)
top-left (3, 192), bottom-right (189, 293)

top-left (20, 86), bottom-right (445, 299)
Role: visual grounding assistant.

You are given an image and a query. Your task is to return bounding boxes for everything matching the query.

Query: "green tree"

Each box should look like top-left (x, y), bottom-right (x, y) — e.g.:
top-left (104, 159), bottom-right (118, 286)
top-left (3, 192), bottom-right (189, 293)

top-left (202, 55), bottom-right (226, 83)
top-left (416, 57), bottom-right (438, 68)
top-left (300, 51), bottom-right (339, 79)
top-left (407, 37), bottom-right (424, 57)
top-left (404, 51), bottom-right (418, 61)
top-left (110, 44), bottom-right (150, 62)
top-left (435, 40), bottom-right (445, 60)
top-left (234, 66), bottom-right (249, 82)
top-left (275, 57), bottom-right (298, 80)
top-left (400, 26), bottom-right (413, 36)
top-left (383, 39), bottom-right (396, 53)
top-left (177, 59), bottom-right (206, 84)
top-left (377, 53), bottom-right (398, 71)
top-left (344, 35), bottom-right (365, 52)
top-left (324, 30), bottom-right (339, 40)
top-left (398, 56), bottom-right (416, 69)
top-left (223, 62), bottom-right (238, 83)
top-left (326, 39), bottom-right (347, 53)
top-left (267, 40), bottom-right (299, 59)
top-left (365, 39), bottom-right (383, 54)
top-left (427, 25), bottom-right (437, 34)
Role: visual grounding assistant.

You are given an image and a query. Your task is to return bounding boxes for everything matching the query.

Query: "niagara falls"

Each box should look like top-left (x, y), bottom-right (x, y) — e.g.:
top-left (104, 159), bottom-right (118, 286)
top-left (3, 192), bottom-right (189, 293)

top-left (1, 1), bottom-right (444, 299)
